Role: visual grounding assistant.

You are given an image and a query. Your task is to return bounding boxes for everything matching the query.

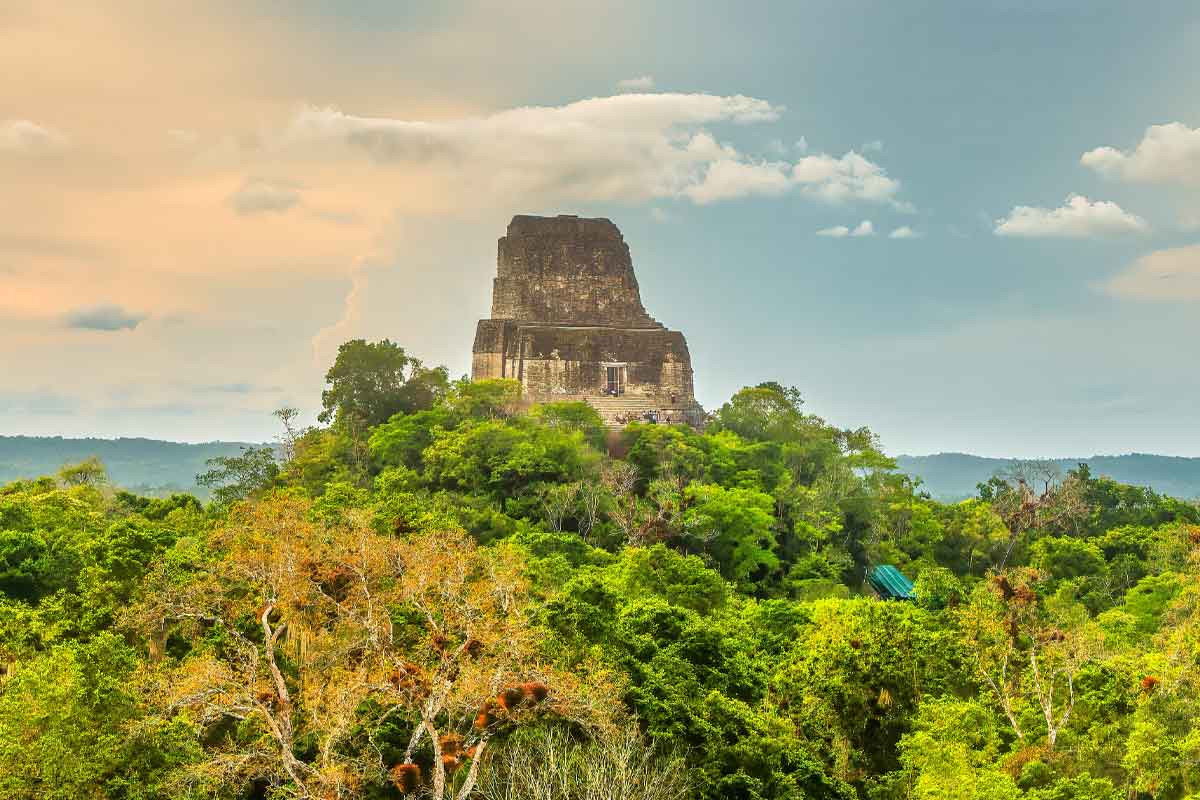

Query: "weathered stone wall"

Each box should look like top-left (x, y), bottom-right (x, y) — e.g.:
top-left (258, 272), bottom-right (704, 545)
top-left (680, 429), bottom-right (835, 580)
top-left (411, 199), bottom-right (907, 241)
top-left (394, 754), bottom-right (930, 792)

top-left (474, 322), bottom-right (694, 398)
top-left (471, 214), bottom-right (702, 425)
top-left (490, 215), bottom-right (659, 328)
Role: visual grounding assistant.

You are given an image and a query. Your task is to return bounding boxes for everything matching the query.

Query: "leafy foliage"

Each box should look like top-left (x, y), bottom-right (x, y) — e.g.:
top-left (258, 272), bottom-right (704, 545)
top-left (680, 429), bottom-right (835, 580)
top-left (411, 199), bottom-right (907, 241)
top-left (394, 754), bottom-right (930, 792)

top-left (2, 344), bottom-right (1199, 800)
top-left (319, 338), bottom-right (450, 430)
top-left (195, 445), bottom-right (280, 508)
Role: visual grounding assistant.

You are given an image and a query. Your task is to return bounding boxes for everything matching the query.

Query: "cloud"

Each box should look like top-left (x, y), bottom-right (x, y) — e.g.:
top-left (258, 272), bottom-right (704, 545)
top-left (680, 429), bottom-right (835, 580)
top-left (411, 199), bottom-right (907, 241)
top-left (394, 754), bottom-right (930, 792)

top-left (1082, 122), bottom-right (1200, 184)
top-left (285, 95), bottom-right (909, 208)
top-left (616, 75), bottom-right (655, 91)
top-left (228, 177), bottom-right (302, 215)
top-left (684, 158), bottom-right (792, 203)
top-left (889, 225), bottom-right (920, 239)
top-left (817, 220), bottom-right (874, 238)
top-left (63, 304), bottom-right (149, 331)
top-left (309, 251), bottom-right (380, 371)
top-left (0, 1), bottom-right (919, 442)
top-left (686, 151), bottom-right (905, 207)
top-left (0, 3), bottom-right (645, 441)
top-left (0, 119), bottom-right (67, 153)
top-left (1103, 244), bottom-right (1200, 301)
top-left (994, 195), bottom-right (1148, 238)
top-left (790, 152), bottom-right (905, 207)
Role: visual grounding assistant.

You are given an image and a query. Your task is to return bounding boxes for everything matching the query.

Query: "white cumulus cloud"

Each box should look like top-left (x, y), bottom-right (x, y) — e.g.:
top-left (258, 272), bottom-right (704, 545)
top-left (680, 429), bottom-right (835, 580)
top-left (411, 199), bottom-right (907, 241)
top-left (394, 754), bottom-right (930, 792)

top-left (994, 195), bottom-right (1148, 238)
top-left (791, 152), bottom-right (905, 207)
top-left (616, 75), bottom-right (656, 91)
top-left (1103, 244), bottom-right (1200, 301)
top-left (684, 158), bottom-right (793, 204)
top-left (889, 225), bottom-right (920, 239)
top-left (1082, 122), bottom-right (1200, 184)
top-left (284, 94), bottom-right (910, 209)
top-left (0, 119), bottom-right (68, 153)
top-left (817, 220), bottom-right (874, 238)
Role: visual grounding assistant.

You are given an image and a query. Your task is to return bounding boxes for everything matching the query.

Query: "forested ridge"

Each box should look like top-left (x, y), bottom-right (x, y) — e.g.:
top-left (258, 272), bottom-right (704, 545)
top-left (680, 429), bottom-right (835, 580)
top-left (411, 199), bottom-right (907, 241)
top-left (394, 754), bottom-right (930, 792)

top-left (3, 339), bottom-right (1199, 800)
top-left (6, 442), bottom-right (1200, 506)
top-left (896, 454), bottom-right (1200, 503)
top-left (0, 437), bottom-right (258, 499)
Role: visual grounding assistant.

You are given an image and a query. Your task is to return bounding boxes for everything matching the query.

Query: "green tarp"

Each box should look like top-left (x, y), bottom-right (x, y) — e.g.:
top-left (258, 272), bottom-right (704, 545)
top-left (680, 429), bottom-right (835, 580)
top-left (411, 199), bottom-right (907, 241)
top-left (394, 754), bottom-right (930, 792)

top-left (868, 565), bottom-right (916, 601)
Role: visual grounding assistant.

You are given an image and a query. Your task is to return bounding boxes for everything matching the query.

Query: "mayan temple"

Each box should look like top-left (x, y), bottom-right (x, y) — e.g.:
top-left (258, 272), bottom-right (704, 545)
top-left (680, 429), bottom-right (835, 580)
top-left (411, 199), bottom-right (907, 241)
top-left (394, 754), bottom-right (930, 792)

top-left (471, 214), bottom-right (703, 427)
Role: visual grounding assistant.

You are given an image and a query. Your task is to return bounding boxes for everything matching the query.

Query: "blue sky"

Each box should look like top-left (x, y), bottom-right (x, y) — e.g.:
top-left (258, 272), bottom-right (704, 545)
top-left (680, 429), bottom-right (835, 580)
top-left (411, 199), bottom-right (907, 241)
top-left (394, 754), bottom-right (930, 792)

top-left (2, 1), bottom-right (1198, 456)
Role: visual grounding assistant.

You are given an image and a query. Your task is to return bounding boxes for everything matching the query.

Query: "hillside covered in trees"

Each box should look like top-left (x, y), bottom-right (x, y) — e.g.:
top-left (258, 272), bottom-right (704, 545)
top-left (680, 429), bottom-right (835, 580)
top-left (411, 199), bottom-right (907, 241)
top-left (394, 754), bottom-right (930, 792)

top-left (0, 437), bottom-right (257, 499)
top-left (2, 339), bottom-right (1199, 800)
top-left (896, 453), bottom-right (1200, 503)
top-left (7, 442), bottom-right (1200, 508)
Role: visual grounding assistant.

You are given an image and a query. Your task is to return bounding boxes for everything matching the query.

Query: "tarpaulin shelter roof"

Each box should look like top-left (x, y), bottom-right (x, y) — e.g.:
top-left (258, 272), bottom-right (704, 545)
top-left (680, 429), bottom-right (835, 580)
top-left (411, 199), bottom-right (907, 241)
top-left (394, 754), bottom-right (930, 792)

top-left (868, 565), bottom-right (916, 601)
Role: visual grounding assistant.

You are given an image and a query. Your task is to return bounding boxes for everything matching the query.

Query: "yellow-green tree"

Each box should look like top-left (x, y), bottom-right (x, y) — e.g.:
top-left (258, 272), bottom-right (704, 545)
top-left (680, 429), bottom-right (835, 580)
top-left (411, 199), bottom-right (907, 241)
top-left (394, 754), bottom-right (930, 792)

top-left (959, 568), bottom-right (1105, 750)
top-left (129, 495), bottom-right (614, 799)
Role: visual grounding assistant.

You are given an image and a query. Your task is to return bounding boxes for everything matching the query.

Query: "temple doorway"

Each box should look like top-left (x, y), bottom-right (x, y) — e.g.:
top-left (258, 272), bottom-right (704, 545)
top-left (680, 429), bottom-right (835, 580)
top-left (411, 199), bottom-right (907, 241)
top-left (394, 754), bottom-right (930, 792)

top-left (604, 364), bottom-right (625, 396)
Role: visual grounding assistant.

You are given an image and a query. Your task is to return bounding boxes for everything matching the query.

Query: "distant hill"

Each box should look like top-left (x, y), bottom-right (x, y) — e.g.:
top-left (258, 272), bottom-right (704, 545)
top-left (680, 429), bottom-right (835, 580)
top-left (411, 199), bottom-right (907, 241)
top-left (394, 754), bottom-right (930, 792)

top-left (895, 452), bottom-right (1200, 502)
top-left (0, 436), bottom-right (263, 498)
top-left (4, 437), bottom-right (1199, 505)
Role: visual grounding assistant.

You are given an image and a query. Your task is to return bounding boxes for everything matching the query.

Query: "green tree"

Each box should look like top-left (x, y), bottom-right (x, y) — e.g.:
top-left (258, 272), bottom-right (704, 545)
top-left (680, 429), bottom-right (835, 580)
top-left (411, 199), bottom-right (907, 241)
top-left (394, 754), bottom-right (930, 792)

top-left (0, 633), bottom-right (195, 799)
top-left (709, 383), bottom-right (807, 444)
top-left (958, 570), bottom-right (1105, 750)
top-left (130, 496), bottom-right (613, 800)
top-left (1119, 542), bottom-right (1200, 798)
top-left (422, 418), bottom-right (601, 502)
top-left (318, 339), bottom-right (450, 478)
top-left (683, 483), bottom-right (778, 589)
top-left (531, 401), bottom-right (607, 450)
top-left (933, 499), bottom-right (1016, 576)
top-left (444, 378), bottom-right (524, 421)
top-left (279, 427), bottom-right (355, 496)
top-left (57, 456), bottom-right (109, 488)
top-left (369, 407), bottom-right (453, 471)
top-left (772, 598), bottom-right (966, 781)
top-left (0, 528), bottom-right (49, 602)
top-left (195, 445), bottom-right (279, 507)
top-left (318, 339), bottom-right (447, 430)
top-left (893, 697), bottom-right (1020, 800)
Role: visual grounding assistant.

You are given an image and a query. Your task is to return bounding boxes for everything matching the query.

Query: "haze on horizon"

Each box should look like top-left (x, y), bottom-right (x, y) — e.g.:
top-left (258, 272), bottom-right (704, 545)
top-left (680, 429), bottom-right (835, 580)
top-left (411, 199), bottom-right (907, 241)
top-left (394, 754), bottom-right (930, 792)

top-left (2, 1), bottom-right (1199, 458)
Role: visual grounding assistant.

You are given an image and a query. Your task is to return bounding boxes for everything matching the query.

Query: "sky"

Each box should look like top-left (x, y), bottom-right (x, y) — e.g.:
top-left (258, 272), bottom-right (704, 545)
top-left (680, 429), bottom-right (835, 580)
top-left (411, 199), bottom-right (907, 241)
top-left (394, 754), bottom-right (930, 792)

top-left (2, 0), bottom-right (1199, 457)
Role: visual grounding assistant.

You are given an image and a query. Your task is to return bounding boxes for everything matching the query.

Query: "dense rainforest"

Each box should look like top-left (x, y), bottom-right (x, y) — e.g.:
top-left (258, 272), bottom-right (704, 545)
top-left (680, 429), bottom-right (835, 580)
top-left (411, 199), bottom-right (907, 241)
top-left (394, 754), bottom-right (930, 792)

top-left (2, 338), bottom-right (1199, 800)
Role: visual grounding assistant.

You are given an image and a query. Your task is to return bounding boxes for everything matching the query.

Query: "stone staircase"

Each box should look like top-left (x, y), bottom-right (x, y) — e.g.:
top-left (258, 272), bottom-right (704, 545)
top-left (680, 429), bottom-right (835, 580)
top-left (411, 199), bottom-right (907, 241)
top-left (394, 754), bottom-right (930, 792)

top-left (571, 395), bottom-right (705, 429)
